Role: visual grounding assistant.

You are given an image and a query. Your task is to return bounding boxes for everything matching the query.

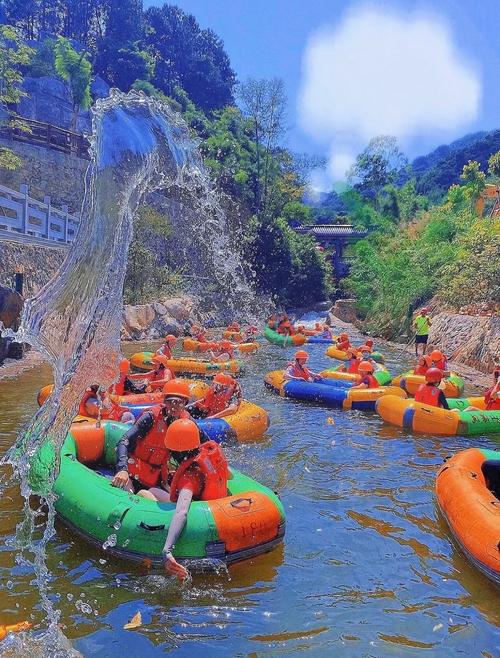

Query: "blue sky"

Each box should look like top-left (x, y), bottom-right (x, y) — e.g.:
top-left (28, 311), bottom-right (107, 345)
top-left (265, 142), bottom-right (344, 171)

top-left (144, 1), bottom-right (500, 187)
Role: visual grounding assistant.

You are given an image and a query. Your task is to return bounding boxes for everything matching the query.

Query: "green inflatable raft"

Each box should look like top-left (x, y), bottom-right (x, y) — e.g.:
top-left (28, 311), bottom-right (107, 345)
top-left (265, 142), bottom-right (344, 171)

top-left (263, 325), bottom-right (307, 347)
top-left (29, 421), bottom-right (285, 567)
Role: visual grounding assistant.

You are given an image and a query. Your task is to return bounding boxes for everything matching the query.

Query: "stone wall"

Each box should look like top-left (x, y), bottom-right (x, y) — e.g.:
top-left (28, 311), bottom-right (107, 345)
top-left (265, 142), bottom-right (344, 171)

top-left (428, 312), bottom-right (500, 373)
top-left (0, 240), bottom-right (66, 297)
top-left (0, 138), bottom-right (88, 212)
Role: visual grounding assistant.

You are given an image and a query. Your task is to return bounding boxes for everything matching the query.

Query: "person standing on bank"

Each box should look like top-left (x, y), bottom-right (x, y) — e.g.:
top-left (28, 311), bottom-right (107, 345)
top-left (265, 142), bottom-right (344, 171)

top-left (413, 307), bottom-right (432, 356)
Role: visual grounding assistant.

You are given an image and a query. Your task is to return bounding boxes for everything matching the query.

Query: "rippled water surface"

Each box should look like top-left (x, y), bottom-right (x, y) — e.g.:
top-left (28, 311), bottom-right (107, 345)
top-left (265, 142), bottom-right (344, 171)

top-left (0, 338), bottom-right (499, 656)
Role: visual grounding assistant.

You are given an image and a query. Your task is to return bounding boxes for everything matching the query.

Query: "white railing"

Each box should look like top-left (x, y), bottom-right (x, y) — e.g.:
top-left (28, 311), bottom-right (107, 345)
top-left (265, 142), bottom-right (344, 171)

top-left (0, 183), bottom-right (80, 245)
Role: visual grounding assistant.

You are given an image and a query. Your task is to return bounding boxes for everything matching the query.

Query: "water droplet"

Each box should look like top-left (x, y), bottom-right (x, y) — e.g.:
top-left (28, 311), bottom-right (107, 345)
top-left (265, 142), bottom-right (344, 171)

top-left (433, 623), bottom-right (443, 632)
top-left (6, 580), bottom-right (13, 590)
top-left (113, 520), bottom-right (121, 530)
top-left (99, 558), bottom-right (107, 565)
top-left (102, 533), bottom-right (117, 550)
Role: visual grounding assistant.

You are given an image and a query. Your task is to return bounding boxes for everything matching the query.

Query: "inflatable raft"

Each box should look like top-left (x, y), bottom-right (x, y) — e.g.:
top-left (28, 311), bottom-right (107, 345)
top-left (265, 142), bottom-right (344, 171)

top-left (320, 366), bottom-right (392, 387)
top-left (264, 326), bottom-right (306, 347)
top-left (264, 371), bottom-right (406, 410)
top-left (306, 336), bottom-right (337, 345)
top-left (222, 330), bottom-right (243, 341)
top-left (391, 371), bottom-right (464, 397)
top-left (325, 345), bottom-right (385, 363)
top-left (130, 352), bottom-right (242, 376)
top-left (376, 395), bottom-right (500, 436)
top-left (436, 448), bottom-right (500, 585)
top-left (29, 422), bottom-right (285, 567)
top-left (182, 338), bottom-right (259, 354)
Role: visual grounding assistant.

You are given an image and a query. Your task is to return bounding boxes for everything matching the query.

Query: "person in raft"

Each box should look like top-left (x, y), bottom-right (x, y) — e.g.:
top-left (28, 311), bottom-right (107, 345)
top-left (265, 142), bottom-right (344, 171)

top-left (321, 325), bottom-right (334, 339)
top-left (336, 332), bottom-right (351, 351)
top-left (284, 350), bottom-right (322, 382)
top-left (187, 373), bottom-right (242, 419)
top-left (465, 367), bottom-right (500, 412)
top-left (131, 355), bottom-right (175, 392)
top-left (144, 419), bottom-right (229, 579)
top-left (357, 338), bottom-right (374, 353)
top-left (337, 348), bottom-right (361, 373)
top-left (111, 379), bottom-right (193, 494)
top-left (351, 361), bottom-right (379, 389)
top-left (226, 321), bottom-right (240, 332)
top-left (413, 355), bottom-right (431, 375)
top-left (79, 385), bottom-right (135, 423)
top-left (429, 349), bottom-right (449, 375)
top-left (267, 315), bottom-right (277, 330)
top-left (208, 339), bottom-right (235, 362)
top-left (110, 358), bottom-right (149, 395)
top-left (413, 307), bottom-right (432, 356)
top-left (414, 368), bottom-right (451, 409)
top-left (242, 325), bottom-right (258, 341)
top-left (277, 315), bottom-right (294, 335)
top-left (155, 334), bottom-right (177, 359)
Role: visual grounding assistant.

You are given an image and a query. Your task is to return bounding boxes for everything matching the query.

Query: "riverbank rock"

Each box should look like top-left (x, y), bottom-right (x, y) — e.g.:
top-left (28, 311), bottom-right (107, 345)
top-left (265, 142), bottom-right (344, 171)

top-left (428, 313), bottom-right (500, 373)
top-left (121, 296), bottom-right (197, 340)
top-left (328, 299), bottom-right (360, 326)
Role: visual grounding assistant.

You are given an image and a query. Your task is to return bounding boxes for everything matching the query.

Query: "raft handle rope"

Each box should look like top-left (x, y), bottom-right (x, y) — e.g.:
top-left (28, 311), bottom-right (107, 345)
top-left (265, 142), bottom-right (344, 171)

top-left (139, 521), bottom-right (166, 532)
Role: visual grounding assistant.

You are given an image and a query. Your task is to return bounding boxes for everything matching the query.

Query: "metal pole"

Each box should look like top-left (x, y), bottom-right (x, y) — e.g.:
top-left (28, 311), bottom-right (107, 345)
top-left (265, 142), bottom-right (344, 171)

top-left (20, 184), bottom-right (28, 234)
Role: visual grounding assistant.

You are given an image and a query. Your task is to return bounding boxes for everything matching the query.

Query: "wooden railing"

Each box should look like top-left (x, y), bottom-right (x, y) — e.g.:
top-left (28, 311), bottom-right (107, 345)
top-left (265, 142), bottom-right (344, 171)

top-left (0, 117), bottom-right (90, 159)
top-left (0, 183), bottom-right (80, 245)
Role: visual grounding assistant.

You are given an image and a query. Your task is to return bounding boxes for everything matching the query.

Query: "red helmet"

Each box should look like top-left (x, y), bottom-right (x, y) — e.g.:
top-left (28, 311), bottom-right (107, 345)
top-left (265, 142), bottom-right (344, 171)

top-left (358, 360), bottom-right (374, 373)
top-left (430, 350), bottom-right (444, 362)
top-left (295, 350), bottom-right (309, 360)
top-left (220, 340), bottom-right (233, 350)
top-left (425, 367), bottom-right (443, 383)
top-left (340, 332), bottom-right (348, 340)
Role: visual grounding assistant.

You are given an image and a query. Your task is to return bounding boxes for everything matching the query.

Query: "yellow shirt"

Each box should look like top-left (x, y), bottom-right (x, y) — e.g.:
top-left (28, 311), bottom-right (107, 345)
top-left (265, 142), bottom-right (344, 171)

top-left (415, 315), bottom-right (431, 336)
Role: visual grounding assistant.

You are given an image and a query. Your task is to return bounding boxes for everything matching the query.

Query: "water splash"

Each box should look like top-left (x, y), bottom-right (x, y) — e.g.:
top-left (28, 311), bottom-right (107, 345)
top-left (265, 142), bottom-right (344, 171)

top-left (1, 90), bottom-right (262, 654)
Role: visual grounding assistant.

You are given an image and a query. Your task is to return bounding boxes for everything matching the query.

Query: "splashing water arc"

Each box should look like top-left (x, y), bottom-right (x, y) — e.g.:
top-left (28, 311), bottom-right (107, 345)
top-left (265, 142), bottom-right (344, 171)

top-left (14, 89), bottom-right (258, 461)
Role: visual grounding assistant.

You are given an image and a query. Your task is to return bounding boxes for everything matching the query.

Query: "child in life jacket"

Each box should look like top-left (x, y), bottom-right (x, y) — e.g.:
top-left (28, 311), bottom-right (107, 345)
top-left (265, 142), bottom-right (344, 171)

top-left (226, 321), bottom-right (240, 332)
top-left (414, 368), bottom-right (450, 409)
top-left (277, 316), bottom-right (293, 335)
top-left (109, 358), bottom-right (149, 396)
top-left (336, 332), bottom-right (351, 351)
top-left (465, 367), bottom-right (500, 411)
top-left (188, 373), bottom-right (242, 419)
top-left (79, 385), bottom-right (134, 423)
top-left (413, 355), bottom-right (431, 375)
top-left (429, 350), bottom-right (449, 374)
top-left (133, 355), bottom-right (174, 392)
top-left (351, 361), bottom-right (379, 389)
top-left (155, 334), bottom-right (177, 359)
top-left (321, 326), bottom-right (334, 339)
top-left (337, 348), bottom-right (361, 374)
top-left (208, 340), bottom-right (235, 362)
top-left (284, 351), bottom-right (322, 382)
top-left (142, 419), bottom-right (229, 580)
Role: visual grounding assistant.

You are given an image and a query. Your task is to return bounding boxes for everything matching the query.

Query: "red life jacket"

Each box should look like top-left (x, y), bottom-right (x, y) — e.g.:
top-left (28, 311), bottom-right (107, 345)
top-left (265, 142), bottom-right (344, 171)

top-left (347, 358), bottom-right (360, 374)
top-left (433, 358), bottom-right (447, 371)
top-left (158, 344), bottom-right (173, 360)
top-left (170, 441), bottom-right (229, 502)
top-left (414, 365), bottom-right (428, 375)
top-left (337, 340), bottom-right (350, 351)
top-left (287, 362), bottom-right (312, 380)
top-left (196, 331), bottom-right (207, 342)
top-left (485, 387), bottom-right (500, 410)
top-left (415, 384), bottom-right (442, 407)
top-left (110, 372), bottom-right (127, 396)
top-left (78, 390), bottom-right (127, 420)
top-left (361, 374), bottom-right (379, 388)
top-left (128, 406), bottom-right (188, 489)
top-left (200, 383), bottom-right (240, 415)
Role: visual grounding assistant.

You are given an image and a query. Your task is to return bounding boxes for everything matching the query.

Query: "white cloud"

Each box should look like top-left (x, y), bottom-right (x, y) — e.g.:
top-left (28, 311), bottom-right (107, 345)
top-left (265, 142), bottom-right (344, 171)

top-left (298, 5), bottom-right (482, 183)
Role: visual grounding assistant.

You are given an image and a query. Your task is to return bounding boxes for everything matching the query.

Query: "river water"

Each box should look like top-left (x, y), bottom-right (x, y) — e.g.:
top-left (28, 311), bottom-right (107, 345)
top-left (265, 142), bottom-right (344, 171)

top-left (0, 337), bottom-right (498, 656)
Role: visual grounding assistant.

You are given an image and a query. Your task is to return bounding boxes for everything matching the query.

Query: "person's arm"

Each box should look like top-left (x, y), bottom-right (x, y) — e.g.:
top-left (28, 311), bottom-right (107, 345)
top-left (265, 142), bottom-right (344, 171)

top-left (438, 390), bottom-right (450, 410)
top-left (112, 412), bottom-right (154, 486)
top-left (163, 488), bottom-right (193, 580)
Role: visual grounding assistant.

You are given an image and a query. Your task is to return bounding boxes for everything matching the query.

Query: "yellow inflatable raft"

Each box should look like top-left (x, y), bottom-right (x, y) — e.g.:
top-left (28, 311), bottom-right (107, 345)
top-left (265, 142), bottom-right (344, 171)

top-left (182, 338), bottom-right (259, 354)
top-left (391, 371), bottom-right (464, 397)
top-left (130, 351), bottom-right (242, 376)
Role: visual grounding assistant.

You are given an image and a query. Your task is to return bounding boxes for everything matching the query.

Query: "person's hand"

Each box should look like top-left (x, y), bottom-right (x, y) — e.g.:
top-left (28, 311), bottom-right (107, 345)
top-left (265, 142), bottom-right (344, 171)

top-left (164, 554), bottom-right (189, 580)
top-left (111, 470), bottom-right (130, 489)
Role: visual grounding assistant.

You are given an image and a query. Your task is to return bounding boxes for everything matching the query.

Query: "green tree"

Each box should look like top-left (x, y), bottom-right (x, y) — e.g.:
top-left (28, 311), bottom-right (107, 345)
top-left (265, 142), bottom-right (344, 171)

top-left (488, 151), bottom-right (500, 179)
top-left (348, 136), bottom-right (408, 199)
top-left (459, 160), bottom-right (486, 201)
top-left (0, 24), bottom-right (33, 169)
top-left (54, 36), bottom-right (91, 130)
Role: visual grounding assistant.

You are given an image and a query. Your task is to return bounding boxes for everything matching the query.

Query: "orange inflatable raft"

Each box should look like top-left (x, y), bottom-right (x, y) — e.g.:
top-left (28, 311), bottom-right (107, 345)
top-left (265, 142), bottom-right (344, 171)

top-left (436, 448), bottom-right (500, 585)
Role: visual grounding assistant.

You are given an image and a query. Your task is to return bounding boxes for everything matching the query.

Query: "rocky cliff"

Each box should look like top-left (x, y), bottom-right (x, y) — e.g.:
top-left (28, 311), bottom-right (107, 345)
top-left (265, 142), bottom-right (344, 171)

top-left (0, 240), bottom-right (65, 297)
top-left (428, 312), bottom-right (499, 373)
top-left (122, 296), bottom-right (198, 341)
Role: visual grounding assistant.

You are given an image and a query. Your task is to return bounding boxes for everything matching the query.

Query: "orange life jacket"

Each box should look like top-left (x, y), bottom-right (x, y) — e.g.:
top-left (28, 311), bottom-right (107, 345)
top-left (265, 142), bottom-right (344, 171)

top-left (432, 358), bottom-right (447, 371)
top-left (200, 383), bottom-right (240, 415)
top-left (110, 372), bottom-right (127, 396)
top-left (337, 340), bottom-right (350, 351)
top-left (485, 387), bottom-right (500, 410)
top-left (287, 362), bottom-right (312, 380)
top-left (79, 390), bottom-right (126, 420)
top-left (128, 406), bottom-right (188, 488)
top-left (347, 358), bottom-right (360, 374)
top-left (413, 365), bottom-right (428, 375)
top-left (169, 441), bottom-right (229, 502)
top-left (415, 384), bottom-right (441, 407)
top-left (360, 374), bottom-right (379, 388)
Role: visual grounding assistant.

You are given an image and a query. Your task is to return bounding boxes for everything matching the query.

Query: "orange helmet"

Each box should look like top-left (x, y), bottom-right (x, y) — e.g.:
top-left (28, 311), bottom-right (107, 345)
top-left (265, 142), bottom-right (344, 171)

top-left (425, 367), bottom-right (443, 383)
top-left (162, 380), bottom-right (191, 399)
top-left (340, 332), bottom-right (348, 340)
top-left (152, 354), bottom-right (169, 367)
top-left (358, 360), bottom-right (374, 373)
top-left (119, 358), bottom-right (130, 375)
top-left (164, 418), bottom-right (200, 451)
top-left (213, 373), bottom-right (235, 387)
top-left (164, 334), bottom-right (177, 343)
top-left (430, 350), bottom-right (444, 361)
top-left (295, 350), bottom-right (309, 360)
